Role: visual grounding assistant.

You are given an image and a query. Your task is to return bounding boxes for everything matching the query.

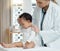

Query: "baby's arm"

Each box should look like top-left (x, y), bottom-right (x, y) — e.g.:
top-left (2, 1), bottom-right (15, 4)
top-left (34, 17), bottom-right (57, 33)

top-left (13, 42), bottom-right (23, 47)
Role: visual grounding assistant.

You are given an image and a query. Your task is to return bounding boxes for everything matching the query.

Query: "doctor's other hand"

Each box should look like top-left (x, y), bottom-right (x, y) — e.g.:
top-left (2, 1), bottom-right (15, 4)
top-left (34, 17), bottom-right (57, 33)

top-left (32, 25), bottom-right (40, 33)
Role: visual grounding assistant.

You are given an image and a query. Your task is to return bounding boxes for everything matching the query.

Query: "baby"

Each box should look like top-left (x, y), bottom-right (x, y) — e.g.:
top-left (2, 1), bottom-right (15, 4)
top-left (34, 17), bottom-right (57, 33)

top-left (1, 13), bottom-right (42, 48)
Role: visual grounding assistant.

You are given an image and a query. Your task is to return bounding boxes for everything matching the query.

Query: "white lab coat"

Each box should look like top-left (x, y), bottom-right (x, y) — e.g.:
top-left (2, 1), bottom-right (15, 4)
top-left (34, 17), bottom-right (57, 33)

top-left (32, 1), bottom-right (60, 46)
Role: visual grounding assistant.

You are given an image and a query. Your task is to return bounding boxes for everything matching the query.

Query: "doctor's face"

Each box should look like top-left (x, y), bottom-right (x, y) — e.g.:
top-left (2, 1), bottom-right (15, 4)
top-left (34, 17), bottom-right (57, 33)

top-left (36, 0), bottom-right (50, 8)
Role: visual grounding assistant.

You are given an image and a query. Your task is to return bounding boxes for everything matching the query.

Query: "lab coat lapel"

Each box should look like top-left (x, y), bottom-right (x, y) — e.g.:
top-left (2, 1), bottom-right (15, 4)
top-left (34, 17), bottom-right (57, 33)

top-left (42, 1), bottom-right (54, 30)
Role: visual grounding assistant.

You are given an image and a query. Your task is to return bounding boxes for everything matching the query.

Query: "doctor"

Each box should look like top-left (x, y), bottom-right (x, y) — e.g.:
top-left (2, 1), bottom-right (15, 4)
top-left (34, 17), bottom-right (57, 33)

top-left (33, 0), bottom-right (60, 47)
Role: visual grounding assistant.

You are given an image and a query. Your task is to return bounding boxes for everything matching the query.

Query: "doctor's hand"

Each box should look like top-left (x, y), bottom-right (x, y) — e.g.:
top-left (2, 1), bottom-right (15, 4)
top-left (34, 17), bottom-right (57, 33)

top-left (32, 25), bottom-right (40, 33)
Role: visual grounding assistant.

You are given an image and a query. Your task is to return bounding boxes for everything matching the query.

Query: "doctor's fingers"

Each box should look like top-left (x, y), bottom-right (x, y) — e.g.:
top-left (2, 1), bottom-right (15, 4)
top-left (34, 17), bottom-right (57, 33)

top-left (32, 25), bottom-right (40, 33)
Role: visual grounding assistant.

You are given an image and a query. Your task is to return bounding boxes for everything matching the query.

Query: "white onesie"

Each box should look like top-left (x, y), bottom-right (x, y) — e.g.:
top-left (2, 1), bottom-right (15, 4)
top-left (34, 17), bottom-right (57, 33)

top-left (20, 27), bottom-right (42, 47)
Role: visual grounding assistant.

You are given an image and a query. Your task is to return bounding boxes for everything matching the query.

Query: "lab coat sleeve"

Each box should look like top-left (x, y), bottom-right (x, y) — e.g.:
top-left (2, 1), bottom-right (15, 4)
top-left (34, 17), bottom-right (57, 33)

top-left (40, 8), bottom-right (60, 44)
top-left (32, 8), bottom-right (37, 25)
top-left (32, 7), bottom-right (40, 25)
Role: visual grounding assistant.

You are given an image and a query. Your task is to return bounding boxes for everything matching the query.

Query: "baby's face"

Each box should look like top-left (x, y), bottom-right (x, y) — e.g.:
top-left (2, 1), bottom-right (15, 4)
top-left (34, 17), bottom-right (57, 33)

top-left (18, 18), bottom-right (31, 29)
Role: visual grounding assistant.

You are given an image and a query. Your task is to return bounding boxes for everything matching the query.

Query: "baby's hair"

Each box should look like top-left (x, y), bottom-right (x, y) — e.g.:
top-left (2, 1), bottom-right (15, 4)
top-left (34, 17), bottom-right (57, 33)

top-left (19, 13), bottom-right (32, 22)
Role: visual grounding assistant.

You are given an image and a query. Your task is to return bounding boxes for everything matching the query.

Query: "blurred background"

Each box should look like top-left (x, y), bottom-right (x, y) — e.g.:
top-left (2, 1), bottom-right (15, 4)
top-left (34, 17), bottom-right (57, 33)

top-left (0, 0), bottom-right (60, 44)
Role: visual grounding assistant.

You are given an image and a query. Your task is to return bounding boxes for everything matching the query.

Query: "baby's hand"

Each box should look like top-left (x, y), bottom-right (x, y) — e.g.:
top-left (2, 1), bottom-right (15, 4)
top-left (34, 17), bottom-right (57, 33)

top-left (25, 41), bottom-right (35, 49)
top-left (0, 43), bottom-right (6, 48)
top-left (0, 43), bottom-right (1, 45)
top-left (0, 43), bottom-right (3, 46)
top-left (0, 42), bottom-right (13, 48)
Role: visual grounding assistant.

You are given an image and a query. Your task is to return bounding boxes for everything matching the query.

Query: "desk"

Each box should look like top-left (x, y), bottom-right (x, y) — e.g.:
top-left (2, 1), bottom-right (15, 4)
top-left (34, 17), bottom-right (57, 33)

top-left (5, 47), bottom-right (60, 51)
top-left (0, 45), bottom-right (60, 51)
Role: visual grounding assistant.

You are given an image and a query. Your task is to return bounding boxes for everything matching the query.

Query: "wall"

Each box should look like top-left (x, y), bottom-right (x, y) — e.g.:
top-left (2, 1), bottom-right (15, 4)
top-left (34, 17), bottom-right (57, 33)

top-left (0, 0), bottom-right (60, 43)
top-left (0, 0), bottom-right (11, 43)
top-left (0, 0), bottom-right (3, 43)
top-left (23, 0), bottom-right (32, 15)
